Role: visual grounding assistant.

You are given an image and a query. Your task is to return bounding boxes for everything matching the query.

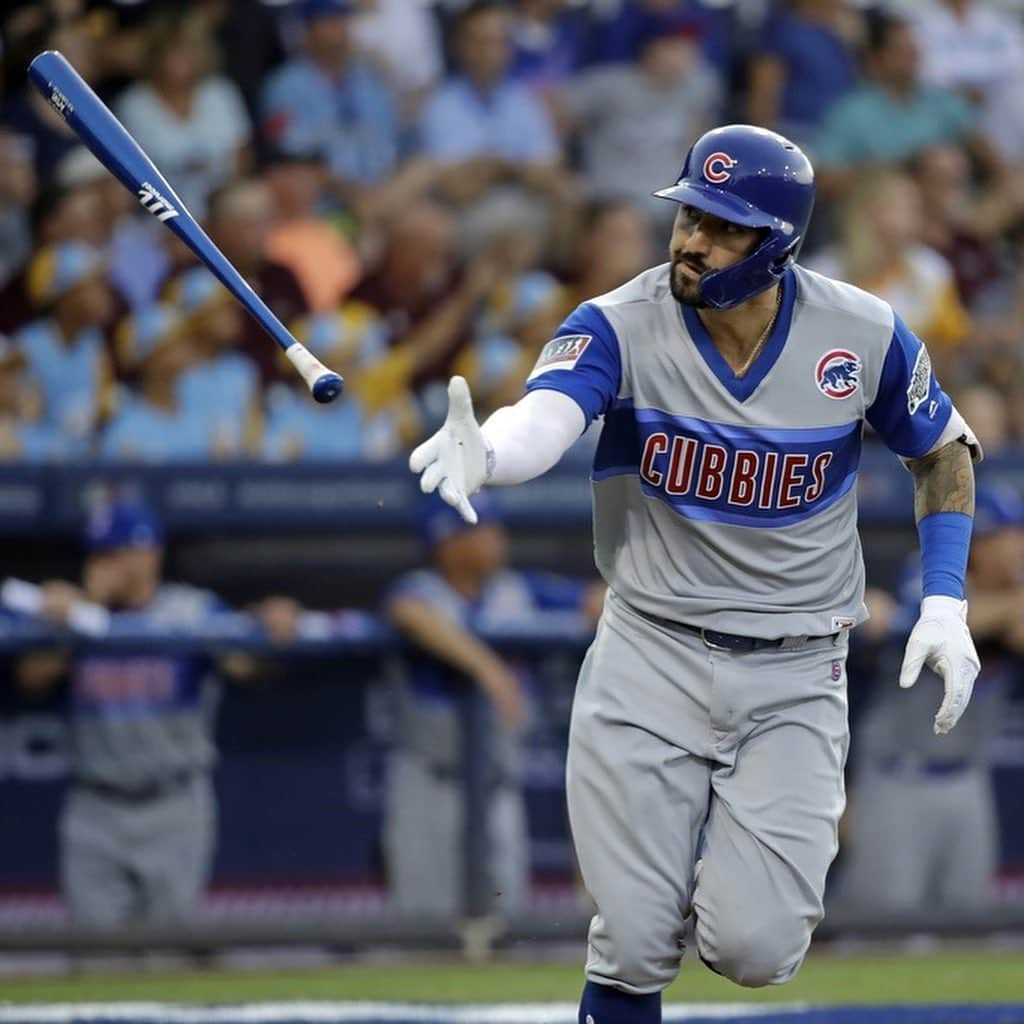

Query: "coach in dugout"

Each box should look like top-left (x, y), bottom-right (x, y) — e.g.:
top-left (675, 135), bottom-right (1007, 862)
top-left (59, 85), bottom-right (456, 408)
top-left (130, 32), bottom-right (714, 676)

top-left (14, 497), bottom-right (290, 928)
top-left (383, 491), bottom-right (604, 918)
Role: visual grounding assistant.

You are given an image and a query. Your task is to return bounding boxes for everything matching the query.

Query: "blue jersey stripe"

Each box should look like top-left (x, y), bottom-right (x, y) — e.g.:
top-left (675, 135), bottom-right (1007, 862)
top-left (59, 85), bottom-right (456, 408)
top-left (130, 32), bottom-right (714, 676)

top-left (593, 405), bottom-right (862, 528)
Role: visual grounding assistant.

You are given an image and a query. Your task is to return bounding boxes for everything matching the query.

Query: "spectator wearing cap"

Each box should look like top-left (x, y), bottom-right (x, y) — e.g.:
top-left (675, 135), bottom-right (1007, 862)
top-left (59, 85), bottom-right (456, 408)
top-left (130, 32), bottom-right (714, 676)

top-left (262, 145), bottom-right (361, 314)
top-left (417, 0), bottom-right (576, 243)
top-left (261, 0), bottom-right (435, 231)
top-left (813, 11), bottom-right (1010, 201)
top-left (100, 306), bottom-right (211, 461)
top-left (843, 483), bottom-right (1024, 916)
top-left (508, 0), bottom-right (590, 93)
top-left (561, 10), bottom-right (722, 232)
top-left (114, 12), bottom-right (252, 219)
top-left (383, 490), bottom-right (605, 917)
top-left (262, 307), bottom-right (413, 461)
top-left (14, 496), bottom-right (297, 927)
top-left (745, 0), bottom-right (862, 148)
top-left (15, 241), bottom-right (115, 453)
top-left (165, 267), bottom-right (261, 458)
top-left (0, 334), bottom-right (65, 462)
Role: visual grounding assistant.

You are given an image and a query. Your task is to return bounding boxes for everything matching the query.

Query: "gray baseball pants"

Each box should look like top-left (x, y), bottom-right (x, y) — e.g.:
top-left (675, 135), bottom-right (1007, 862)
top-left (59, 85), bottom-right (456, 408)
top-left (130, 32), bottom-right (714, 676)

top-left (60, 774), bottom-right (215, 927)
top-left (567, 591), bottom-right (849, 992)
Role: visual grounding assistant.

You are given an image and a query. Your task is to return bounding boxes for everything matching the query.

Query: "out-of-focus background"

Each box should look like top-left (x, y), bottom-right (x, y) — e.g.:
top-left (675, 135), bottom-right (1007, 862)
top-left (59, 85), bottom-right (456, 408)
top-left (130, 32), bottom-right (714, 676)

top-left (1, 0), bottom-right (1024, 1017)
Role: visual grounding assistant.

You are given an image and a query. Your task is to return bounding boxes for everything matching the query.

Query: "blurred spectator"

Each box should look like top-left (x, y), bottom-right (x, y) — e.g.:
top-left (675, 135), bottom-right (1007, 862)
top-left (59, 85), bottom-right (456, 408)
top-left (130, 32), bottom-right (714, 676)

top-left (809, 169), bottom-right (971, 357)
top-left (16, 241), bottom-right (115, 453)
top-left (839, 484), bottom-right (1024, 915)
top-left (912, 0), bottom-right (1024, 116)
top-left (0, 334), bottom-right (63, 462)
top-left (562, 12), bottom-right (720, 231)
top-left (418, 0), bottom-right (574, 244)
top-left (953, 384), bottom-right (1011, 457)
top-left (262, 308), bottom-right (412, 461)
top-left (0, 168), bottom-right (117, 335)
top-left (101, 306), bottom-right (210, 461)
top-left (166, 268), bottom-right (261, 459)
top-left (263, 145), bottom-right (361, 314)
top-left (0, 19), bottom-right (95, 179)
top-left (201, 178), bottom-right (309, 384)
top-left (0, 130), bottom-right (37, 287)
top-left (509, 0), bottom-right (589, 92)
top-left (814, 11), bottom-right (1008, 200)
top-left (261, 0), bottom-right (434, 231)
top-left (909, 145), bottom-right (1018, 313)
top-left (383, 490), bottom-right (604, 917)
top-left (746, 0), bottom-right (861, 146)
top-left (14, 496), bottom-right (293, 926)
top-left (590, 0), bottom-right (735, 78)
top-left (114, 12), bottom-right (252, 219)
top-left (350, 200), bottom-right (500, 406)
top-left (351, 0), bottom-right (445, 121)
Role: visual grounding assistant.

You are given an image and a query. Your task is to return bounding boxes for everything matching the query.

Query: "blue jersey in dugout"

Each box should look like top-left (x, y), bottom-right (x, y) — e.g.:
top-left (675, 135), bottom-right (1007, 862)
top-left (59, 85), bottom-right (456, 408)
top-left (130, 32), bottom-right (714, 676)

top-left (526, 264), bottom-right (953, 638)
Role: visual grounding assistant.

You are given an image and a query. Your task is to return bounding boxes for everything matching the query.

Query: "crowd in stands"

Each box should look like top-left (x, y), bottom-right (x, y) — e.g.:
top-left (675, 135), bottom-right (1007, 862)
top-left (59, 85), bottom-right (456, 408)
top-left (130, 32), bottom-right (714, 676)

top-left (2, 0), bottom-right (1024, 463)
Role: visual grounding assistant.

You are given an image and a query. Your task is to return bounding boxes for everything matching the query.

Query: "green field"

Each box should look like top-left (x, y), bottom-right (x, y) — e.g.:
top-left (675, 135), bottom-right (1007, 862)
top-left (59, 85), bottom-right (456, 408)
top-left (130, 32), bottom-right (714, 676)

top-left (1, 949), bottom-right (1022, 1005)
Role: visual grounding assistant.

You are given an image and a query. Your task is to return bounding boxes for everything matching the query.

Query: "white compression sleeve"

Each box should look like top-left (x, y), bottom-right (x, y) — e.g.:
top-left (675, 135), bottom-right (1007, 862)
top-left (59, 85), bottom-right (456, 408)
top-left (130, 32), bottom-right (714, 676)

top-left (481, 389), bottom-right (587, 485)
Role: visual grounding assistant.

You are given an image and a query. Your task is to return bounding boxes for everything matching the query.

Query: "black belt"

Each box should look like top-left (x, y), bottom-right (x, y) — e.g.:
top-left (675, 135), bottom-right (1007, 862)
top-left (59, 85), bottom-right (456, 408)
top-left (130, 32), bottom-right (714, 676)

top-left (634, 607), bottom-right (838, 652)
top-left (77, 771), bottom-right (198, 802)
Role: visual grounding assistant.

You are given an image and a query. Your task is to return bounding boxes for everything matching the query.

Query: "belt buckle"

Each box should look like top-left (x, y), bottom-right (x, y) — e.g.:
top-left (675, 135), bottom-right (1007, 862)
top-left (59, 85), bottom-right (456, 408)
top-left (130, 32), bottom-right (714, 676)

top-left (700, 628), bottom-right (732, 651)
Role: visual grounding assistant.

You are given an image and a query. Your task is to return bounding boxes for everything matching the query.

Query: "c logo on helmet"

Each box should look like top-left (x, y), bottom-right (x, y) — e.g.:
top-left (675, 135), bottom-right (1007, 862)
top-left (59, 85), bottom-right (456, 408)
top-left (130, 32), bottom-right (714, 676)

top-left (702, 152), bottom-right (738, 184)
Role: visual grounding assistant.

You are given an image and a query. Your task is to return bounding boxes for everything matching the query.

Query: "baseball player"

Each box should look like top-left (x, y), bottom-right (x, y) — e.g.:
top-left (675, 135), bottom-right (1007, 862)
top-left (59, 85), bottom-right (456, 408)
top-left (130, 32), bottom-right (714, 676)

top-left (15, 498), bottom-right (293, 927)
top-left (409, 125), bottom-right (982, 1020)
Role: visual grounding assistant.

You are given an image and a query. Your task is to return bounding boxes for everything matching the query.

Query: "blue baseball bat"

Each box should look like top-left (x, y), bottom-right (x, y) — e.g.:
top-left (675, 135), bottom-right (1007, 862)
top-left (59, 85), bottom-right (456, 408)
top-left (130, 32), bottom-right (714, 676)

top-left (28, 50), bottom-right (344, 403)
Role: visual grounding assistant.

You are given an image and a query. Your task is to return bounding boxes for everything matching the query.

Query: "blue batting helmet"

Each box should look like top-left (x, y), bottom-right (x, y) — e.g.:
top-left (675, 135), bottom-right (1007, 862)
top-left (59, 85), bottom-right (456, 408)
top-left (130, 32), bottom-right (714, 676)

top-left (654, 125), bottom-right (815, 309)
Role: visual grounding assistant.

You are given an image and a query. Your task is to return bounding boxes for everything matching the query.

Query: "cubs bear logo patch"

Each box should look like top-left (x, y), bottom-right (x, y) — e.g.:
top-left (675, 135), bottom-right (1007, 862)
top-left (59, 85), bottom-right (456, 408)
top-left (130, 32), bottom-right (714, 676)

top-left (815, 349), bottom-right (861, 400)
top-left (527, 334), bottom-right (592, 381)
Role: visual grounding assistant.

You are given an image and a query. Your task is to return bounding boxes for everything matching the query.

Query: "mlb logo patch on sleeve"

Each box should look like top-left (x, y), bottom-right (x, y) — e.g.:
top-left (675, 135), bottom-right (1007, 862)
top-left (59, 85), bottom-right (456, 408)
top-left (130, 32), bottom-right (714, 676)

top-left (527, 334), bottom-right (592, 381)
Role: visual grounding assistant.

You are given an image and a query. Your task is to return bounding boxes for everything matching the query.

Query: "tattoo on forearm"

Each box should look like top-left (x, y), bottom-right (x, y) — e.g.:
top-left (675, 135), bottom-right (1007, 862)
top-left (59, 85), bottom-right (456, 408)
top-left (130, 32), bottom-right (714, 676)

top-left (907, 441), bottom-right (975, 522)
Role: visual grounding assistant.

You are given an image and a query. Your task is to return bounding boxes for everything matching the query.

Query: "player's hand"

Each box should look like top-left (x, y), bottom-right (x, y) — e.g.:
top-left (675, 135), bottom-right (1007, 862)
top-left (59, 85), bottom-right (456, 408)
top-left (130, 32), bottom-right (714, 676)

top-left (899, 595), bottom-right (981, 735)
top-left (475, 660), bottom-right (527, 732)
top-left (39, 580), bottom-right (85, 626)
top-left (409, 376), bottom-right (491, 524)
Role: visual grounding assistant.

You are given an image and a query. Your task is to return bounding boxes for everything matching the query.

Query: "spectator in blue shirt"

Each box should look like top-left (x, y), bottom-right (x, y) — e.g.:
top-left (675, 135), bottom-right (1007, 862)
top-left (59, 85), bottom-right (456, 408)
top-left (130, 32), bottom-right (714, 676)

top-left (746, 0), bottom-right (861, 147)
top-left (16, 242), bottom-right (115, 455)
top-left (101, 306), bottom-right (211, 462)
top-left (509, 0), bottom-right (590, 93)
top-left (260, 0), bottom-right (436, 231)
top-left (418, 0), bottom-right (574, 220)
top-left (165, 268), bottom-right (261, 458)
top-left (384, 490), bottom-right (605, 917)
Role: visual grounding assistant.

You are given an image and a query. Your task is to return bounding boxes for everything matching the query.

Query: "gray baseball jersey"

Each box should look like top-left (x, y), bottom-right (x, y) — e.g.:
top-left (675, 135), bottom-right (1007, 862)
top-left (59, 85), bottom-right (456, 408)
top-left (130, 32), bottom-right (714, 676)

top-left (526, 263), bottom-right (953, 638)
top-left (68, 583), bottom-right (222, 792)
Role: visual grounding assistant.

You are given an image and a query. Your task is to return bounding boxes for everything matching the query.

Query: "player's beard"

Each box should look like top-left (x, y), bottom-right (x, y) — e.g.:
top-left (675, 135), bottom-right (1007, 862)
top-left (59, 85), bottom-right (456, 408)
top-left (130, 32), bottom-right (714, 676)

top-left (670, 256), bottom-right (706, 307)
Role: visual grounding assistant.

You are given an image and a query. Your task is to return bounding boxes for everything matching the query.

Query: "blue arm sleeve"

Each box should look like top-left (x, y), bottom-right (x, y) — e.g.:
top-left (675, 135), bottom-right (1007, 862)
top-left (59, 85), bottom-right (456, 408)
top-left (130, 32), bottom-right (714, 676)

top-left (524, 302), bottom-right (622, 425)
top-left (918, 512), bottom-right (972, 600)
top-left (866, 314), bottom-right (952, 458)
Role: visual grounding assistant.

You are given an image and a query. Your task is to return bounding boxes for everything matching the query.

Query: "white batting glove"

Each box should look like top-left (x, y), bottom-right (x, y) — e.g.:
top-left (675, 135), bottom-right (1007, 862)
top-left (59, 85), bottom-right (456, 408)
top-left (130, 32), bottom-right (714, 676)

top-left (409, 376), bottom-right (492, 524)
top-left (898, 595), bottom-right (981, 735)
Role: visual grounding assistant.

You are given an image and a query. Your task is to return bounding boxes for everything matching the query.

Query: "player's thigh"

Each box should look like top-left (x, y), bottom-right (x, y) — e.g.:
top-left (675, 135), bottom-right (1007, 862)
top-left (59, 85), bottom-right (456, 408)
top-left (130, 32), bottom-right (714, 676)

top-left (567, 621), bottom-right (713, 989)
top-left (695, 644), bottom-right (849, 986)
top-left (385, 752), bottom-right (461, 916)
top-left (138, 776), bottom-right (216, 922)
top-left (59, 789), bottom-right (136, 926)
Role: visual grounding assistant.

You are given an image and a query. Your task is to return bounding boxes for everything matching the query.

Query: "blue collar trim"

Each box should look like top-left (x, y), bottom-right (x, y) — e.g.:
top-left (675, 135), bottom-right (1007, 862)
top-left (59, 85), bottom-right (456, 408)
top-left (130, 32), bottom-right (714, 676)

top-left (679, 267), bottom-right (796, 403)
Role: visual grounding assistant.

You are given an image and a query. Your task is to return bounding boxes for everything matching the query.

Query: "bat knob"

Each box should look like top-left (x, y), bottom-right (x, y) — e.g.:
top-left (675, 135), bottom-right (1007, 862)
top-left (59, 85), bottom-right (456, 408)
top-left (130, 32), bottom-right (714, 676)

top-left (312, 372), bottom-right (344, 404)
